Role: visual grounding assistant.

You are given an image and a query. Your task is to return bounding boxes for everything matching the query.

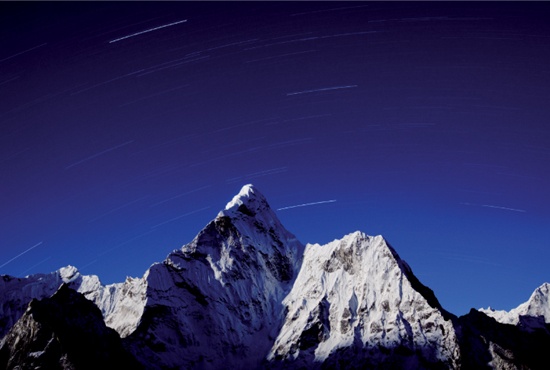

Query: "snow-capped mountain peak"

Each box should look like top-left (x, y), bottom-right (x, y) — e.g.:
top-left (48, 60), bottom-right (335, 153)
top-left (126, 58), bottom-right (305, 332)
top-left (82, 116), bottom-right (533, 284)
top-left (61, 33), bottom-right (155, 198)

top-left (223, 183), bottom-right (258, 211)
top-left (218, 184), bottom-right (283, 240)
top-left (480, 282), bottom-right (550, 326)
top-left (58, 265), bottom-right (79, 282)
top-left (122, 184), bottom-right (305, 369)
top-left (202, 183), bottom-right (303, 270)
top-left (268, 231), bottom-right (459, 368)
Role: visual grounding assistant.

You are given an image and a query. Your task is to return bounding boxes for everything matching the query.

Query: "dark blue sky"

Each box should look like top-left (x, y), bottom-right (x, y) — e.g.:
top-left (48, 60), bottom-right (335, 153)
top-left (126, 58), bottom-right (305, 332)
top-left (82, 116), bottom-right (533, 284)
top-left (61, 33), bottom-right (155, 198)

top-left (1, 2), bottom-right (549, 315)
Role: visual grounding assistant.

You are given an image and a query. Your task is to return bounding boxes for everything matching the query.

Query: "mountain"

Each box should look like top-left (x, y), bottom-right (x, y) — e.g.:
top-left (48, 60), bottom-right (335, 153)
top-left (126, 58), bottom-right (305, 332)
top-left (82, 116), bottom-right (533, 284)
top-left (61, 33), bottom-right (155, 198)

top-left (1, 184), bottom-right (549, 369)
top-left (0, 284), bottom-right (141, 370)
top-left (0, 264), bottom-right (146, 341)
top-left (456, 308), bottom-right (550, 369)
top-left (0, 265), bottom-right (102, 339)
top-left (122, 184), bottom-right (305, 369)
top-left (267, 231), bottom-right (459, 369)
top-left (480, 283), bottom-right (550, 328)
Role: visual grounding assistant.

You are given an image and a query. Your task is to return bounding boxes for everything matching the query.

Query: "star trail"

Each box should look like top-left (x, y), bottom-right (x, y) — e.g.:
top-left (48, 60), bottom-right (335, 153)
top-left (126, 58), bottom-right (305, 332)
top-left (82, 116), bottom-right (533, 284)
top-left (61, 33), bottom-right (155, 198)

top-left (1, 2), bottom-right (549, 315)
top-left (108, 20), bottom-right (188, 44)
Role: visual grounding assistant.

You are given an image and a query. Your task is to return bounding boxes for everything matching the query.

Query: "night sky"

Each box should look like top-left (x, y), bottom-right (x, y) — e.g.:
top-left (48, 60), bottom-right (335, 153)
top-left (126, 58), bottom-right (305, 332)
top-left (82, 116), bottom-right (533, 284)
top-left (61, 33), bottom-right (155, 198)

top-left (2, 2), bottom-right (549, 315)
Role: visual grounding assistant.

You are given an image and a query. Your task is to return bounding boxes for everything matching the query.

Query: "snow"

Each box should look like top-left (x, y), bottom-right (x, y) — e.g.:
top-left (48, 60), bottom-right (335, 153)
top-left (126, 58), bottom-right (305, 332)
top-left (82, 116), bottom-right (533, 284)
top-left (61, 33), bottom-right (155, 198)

top-left (0, 264), bottom-right (146, 339)
top-left (268, 231), bottom-right (459, 366)
top-left (2, 184), bottom-right (549, 369)
top-left (0, 266), bottom-right (94, 338)
top-left (94, 276), bottom-right (147, 337)
top-left (223, 183), bottom-right (256, 211)
top-left (121, 183), bottom-right (305, 369)
top-left (480, 282), bottom-right (550, 326)
top-left (28, 351), bottom-right (45, 358)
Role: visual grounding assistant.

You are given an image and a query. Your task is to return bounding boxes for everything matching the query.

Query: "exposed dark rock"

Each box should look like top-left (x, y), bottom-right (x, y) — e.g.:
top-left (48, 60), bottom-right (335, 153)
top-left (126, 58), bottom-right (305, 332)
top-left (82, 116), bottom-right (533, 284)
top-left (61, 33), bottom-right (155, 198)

top-left (0, 284), bottom-right (142, 370)
top-left (455, 308), bottom-right (550, 370)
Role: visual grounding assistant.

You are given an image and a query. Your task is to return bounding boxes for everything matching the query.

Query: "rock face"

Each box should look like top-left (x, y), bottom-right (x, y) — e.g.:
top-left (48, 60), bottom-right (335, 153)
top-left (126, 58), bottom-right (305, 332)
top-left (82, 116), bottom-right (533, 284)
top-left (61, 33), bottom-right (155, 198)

top-left (0, 264), bottom-right (146, 341)
top-left (124, 184), bottom-right (305, 369)
top-left (0, 265), bottom-right (102, 339)
top-left (268, 231), bottom-right (459, 369)
top-left (1, 184), bottom-right (550, 369)
top-left (0, 284), bottom-right (141, 370)
top-left (456, 309), bottom-right (550, 370)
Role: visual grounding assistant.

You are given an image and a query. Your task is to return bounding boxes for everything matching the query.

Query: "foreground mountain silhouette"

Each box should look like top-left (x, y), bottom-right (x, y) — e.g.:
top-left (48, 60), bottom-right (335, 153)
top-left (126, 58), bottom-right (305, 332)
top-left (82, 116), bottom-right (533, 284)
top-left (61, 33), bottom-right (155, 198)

top-left (0, 284), bottom-right (142, 369)
top-left (1, 185), bottom-right (549, 369)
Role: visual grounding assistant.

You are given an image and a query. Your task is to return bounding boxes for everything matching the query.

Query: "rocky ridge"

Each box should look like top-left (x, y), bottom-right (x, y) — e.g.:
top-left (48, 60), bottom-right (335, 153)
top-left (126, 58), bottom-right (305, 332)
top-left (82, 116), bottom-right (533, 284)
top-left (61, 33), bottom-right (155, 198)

top-left (1, 184), bottom-right (549, 369)
top-left (0, 284), bottom-right (141, 370)
top-left (123, 185), bottom-right (305, 369)
top-left (268, 231), bottom-right (459, 368)
top-left (480, 283), bottom-right (550, 328)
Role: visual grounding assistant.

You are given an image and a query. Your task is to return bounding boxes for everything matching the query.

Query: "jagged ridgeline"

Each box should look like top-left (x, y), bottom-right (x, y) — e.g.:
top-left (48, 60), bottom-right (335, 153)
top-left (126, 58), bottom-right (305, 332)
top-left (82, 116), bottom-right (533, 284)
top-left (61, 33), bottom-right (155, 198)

top-left (1, 185), bottom-right (549, 369)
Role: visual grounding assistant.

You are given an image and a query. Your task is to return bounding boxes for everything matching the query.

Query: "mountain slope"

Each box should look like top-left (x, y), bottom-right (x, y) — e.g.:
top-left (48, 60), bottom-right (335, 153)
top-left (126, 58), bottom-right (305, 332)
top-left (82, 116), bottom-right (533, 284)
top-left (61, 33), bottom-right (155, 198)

top-left (124, 184), bottom-right (305, 369)
top-left (0, 266), bottom-right (102, 339)
top-left (0, 284), bottom-right (141, 370)
top-left (267, 231), bottom-right (459, 369)
top-left (0, 264), bottom-right (146, 341)
top-left (456, 308), bottom-right (550, 369)
top-left (480, 283), bottom-right (550, 328)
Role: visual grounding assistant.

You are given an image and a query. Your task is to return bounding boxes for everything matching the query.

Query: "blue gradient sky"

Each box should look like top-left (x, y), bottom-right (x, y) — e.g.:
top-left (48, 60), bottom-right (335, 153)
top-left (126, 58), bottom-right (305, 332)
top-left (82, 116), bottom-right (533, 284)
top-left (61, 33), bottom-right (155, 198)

top-left (1, 2), bottom-right (549, 316)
